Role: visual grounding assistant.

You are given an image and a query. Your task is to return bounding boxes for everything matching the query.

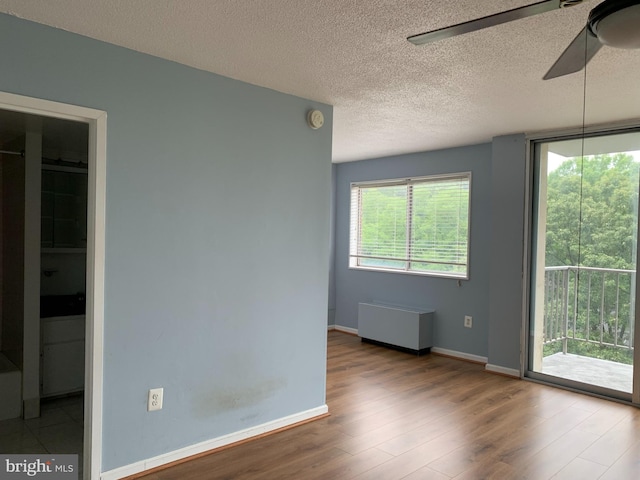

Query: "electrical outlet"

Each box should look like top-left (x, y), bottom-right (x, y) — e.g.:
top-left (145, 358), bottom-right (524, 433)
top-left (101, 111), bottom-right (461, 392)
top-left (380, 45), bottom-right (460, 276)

top-left (148, 388), bottom-right (163, 411)
top-left (464, 315), bottom-right (473, 328)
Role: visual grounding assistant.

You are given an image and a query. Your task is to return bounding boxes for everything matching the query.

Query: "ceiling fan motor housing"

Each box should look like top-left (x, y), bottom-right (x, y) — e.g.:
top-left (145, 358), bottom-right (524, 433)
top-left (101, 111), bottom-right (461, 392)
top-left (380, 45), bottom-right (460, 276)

top-left (588, 0), bottom-right (640, 48)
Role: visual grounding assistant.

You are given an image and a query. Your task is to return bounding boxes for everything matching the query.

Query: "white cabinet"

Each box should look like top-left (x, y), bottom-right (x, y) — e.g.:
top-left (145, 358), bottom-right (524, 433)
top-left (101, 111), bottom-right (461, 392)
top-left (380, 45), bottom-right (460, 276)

top-left (41, 315), bottom-right (85, 397)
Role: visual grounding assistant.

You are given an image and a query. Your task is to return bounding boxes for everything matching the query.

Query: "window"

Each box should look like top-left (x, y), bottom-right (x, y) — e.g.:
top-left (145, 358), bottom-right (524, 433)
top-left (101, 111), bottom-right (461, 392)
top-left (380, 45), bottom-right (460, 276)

top-left (349, 173), bottom-right (471, 278)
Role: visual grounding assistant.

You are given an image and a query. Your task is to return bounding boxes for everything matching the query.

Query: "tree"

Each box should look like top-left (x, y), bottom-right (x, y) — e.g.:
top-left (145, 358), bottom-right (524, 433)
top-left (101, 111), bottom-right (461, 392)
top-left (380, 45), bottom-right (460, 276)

top-left (544, 153), bottom-right (639, 360)
top-left (356, 178), bottom-right (469, 275)
top-left (546, 153), bottom-right (639, 270)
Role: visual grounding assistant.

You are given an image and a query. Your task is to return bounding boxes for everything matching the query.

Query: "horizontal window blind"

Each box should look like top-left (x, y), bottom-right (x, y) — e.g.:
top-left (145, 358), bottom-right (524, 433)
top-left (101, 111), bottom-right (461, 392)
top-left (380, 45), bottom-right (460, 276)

top-left (349, 173), bottom-right (471, 278)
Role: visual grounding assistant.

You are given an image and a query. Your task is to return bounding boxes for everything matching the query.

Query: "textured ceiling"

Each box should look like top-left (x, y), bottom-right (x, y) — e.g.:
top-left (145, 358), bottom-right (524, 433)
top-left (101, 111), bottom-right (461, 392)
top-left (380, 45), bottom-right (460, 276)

top-left (0, 0), bottom-right (639, 162)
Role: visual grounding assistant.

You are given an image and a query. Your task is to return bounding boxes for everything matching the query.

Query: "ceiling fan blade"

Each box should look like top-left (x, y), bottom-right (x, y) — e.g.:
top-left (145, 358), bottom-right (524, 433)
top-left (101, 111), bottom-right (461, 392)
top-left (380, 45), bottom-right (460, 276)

top-left (408, 0), bottom-right (565, 46)
top-left (543, 25), bottom-right (603, 80)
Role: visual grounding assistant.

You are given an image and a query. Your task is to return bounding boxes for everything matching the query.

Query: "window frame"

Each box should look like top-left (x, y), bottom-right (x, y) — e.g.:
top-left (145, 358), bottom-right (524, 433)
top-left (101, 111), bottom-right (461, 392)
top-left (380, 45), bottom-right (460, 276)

top-left (349, 172), bottom-right (472, 279)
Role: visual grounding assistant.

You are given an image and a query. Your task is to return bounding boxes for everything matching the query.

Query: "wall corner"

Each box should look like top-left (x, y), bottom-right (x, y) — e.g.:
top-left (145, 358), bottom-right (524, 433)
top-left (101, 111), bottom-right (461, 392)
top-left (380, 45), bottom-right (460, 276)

top-left (487, 134), bottom-right (527, 372)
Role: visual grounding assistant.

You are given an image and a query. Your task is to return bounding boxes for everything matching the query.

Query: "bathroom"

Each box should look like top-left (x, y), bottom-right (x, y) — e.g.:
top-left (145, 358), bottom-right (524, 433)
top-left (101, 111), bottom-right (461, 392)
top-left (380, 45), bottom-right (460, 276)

top-left (0, 109), bottom-right (88, 422)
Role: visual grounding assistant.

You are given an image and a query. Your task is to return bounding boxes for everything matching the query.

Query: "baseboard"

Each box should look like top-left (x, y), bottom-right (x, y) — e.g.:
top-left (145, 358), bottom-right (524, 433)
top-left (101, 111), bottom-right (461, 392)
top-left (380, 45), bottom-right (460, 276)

top-left (485, 364), bottom-right (521, 378)
top-left (431, 347), bottom-right (487, 365)
top-left (332, 325), bottom-right (358, 335)
top-left (101, 405), bottom-right (329, 480)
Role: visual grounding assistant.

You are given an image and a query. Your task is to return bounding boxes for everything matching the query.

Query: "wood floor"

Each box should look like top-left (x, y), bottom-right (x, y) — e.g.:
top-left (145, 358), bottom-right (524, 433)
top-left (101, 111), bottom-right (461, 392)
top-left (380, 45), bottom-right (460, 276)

top-left (134, 331), bottom-right (640, 479)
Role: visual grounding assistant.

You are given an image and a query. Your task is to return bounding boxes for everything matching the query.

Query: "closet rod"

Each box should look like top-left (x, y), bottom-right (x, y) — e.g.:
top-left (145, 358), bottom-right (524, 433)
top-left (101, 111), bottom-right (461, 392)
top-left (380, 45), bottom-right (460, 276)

top-left (0, 149), bottom-right (24, 157)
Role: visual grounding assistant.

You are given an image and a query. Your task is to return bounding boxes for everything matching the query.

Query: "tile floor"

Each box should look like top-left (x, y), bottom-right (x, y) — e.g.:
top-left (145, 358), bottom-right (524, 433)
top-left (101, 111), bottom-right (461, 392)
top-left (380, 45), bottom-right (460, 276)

top-left (0, 394), bottom-right (84, 478)
top-left (542, 352), bottom-right (634, 393)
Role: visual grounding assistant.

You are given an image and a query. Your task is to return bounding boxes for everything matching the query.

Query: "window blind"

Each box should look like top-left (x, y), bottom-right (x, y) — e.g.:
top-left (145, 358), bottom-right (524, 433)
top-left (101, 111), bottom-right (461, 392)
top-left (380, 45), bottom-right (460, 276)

top-left (349, 173), bottom-right (471, 278)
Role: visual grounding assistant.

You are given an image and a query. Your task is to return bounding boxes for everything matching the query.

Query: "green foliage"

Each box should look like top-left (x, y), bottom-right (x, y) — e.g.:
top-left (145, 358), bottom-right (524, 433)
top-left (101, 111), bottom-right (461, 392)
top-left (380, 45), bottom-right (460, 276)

top-left (543, 153), bottom-right (639, 359)
top-left (546, 153), bottom-right (639, 269)
top-left (356, 179), bottom-right (469, 274)
top-left (359, 185), bottom-right (407, 269)
top-left (411, 182), bottom-right (468, 273)
top-left (544, 339), bottom-right (634, 365)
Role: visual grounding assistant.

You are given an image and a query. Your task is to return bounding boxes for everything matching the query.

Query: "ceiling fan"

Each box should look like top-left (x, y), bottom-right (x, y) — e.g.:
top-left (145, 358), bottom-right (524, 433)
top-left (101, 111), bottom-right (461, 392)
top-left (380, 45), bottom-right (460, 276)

top-left (407, 0), bottom-right (640, 80)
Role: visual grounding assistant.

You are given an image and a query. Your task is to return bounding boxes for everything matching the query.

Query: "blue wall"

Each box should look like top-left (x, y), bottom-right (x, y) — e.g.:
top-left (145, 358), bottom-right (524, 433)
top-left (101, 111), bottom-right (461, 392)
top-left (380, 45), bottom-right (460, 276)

top-left (488, 134), bottom-right (527, 371)
top-left (334, 144), bottom-right (493, 358)
top-left (333, 136), bottom-right (527, 367)
top-left (328, 165), bottom-right (337, 326)
top-left (0, 14), bottom-right (332, 472)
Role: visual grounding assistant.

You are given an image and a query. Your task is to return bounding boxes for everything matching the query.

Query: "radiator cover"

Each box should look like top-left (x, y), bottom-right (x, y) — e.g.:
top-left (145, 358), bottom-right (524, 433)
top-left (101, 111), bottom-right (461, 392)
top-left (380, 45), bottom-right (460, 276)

top-left (358, 303), bottom-right (434, 355)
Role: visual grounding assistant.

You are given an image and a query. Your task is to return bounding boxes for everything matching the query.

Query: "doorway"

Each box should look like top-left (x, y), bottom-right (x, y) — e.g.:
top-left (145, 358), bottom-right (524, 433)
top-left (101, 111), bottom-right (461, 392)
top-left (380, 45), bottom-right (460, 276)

top-left (527, 129), bottom-right (640, 403)
top-left (0, 91), bottom-right (106, 479)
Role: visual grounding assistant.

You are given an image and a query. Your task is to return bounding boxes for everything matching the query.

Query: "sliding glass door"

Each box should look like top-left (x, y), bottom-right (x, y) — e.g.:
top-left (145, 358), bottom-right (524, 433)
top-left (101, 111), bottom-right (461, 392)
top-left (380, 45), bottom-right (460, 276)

top-left (528, 130), bottom-right (640, 402)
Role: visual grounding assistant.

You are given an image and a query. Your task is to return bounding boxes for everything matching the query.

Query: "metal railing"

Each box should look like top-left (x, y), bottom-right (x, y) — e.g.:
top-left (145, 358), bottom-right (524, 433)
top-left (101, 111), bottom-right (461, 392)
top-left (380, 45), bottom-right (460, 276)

top-left (543, 266), bottom-right (636, 355)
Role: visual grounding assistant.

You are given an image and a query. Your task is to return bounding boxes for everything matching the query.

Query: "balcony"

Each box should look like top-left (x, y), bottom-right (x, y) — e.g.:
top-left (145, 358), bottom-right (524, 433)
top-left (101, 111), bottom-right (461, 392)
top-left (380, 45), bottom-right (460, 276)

top-left (538, 266), bottom-right (635, 393)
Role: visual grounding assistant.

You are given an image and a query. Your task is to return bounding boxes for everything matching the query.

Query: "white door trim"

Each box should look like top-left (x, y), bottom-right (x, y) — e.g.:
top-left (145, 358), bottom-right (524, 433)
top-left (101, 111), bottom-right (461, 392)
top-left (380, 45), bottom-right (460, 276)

top-left (0, 91), bottom-right (107, 480)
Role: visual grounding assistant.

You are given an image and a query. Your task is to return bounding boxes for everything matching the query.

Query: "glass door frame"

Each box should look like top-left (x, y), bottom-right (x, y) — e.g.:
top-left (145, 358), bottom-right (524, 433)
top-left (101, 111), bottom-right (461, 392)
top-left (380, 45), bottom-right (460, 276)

top-left (523, 125), bottom-right (640, 406)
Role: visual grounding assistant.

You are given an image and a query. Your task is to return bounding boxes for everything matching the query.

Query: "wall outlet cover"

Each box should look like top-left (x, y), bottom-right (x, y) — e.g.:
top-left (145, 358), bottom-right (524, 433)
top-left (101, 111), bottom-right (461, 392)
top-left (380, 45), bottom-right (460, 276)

top-left (148, 388), bottom-right (163, 411)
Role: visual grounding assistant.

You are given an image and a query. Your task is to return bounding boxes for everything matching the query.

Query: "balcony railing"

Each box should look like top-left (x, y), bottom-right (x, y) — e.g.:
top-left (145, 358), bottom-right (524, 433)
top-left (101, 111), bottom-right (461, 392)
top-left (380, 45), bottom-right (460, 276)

top-left (544, 266), bottom-right (636, 356)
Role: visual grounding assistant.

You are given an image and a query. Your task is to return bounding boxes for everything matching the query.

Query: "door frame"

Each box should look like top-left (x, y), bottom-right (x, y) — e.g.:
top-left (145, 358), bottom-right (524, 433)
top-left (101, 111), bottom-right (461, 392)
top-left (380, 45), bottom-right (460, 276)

top-left (0, 91), bottom-right (107, 479)
top-left (523, 124), bottom-right (640, 406)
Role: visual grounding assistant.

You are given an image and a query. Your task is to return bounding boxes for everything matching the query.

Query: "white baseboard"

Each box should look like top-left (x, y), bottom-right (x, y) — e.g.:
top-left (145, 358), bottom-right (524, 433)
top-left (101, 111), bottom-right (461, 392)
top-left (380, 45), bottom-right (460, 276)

top-left (485, 364), bottom-right (521, 378)
top-left (431, 347), bottom-right (487, 364)
top-left (100, 405), bottom-right (328, 480)
top-left (327, 324), bottom-right (335, 330)
top-left (332, 325), bottom-right (358, 335)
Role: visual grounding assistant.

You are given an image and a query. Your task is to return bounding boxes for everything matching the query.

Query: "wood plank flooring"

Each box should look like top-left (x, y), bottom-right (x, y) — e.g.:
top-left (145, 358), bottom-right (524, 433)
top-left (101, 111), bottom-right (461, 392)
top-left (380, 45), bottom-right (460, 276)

top-left (134, 331), bottom-right (640, 479)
